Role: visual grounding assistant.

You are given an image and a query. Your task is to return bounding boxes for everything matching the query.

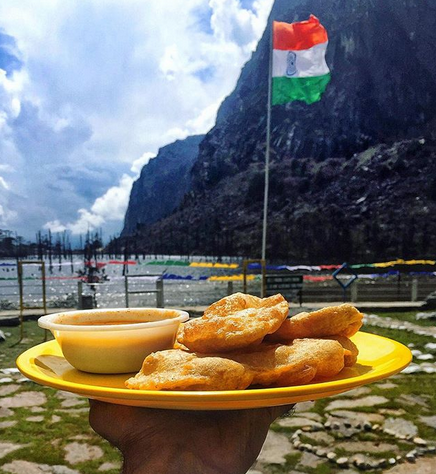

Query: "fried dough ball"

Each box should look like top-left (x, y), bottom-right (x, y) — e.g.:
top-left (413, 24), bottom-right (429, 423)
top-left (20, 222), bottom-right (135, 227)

top-left (228, 338), bottom-right (345, 387)
top-left (173, 337), bottom-right (190, 351)
top-left (203, 293), bottom-right (264, 318)
top-left (125, 349), bottom-right (253, 391)
top-left (266, 304), bottom-right (363, 343)
top-left (323, 335), bottom-right (359, 367)
top-left (178, 293), bottom-right (289, 353)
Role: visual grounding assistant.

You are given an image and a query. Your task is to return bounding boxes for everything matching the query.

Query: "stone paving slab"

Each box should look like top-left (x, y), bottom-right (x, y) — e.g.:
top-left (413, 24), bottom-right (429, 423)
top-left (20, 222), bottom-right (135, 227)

top-left (0, 443), bottom-right (27, 461)
top-left (1, 391), bottom-right (47, 408)
top-left (255, 430), bottom-right (295, 465)
top-left (325, 395), bottom-right (389, 412)
top-left (63, 442), bottom-right (103, 465)
top-left (420, 415), bottom-right (436, 429)
top-left (385, 457), bottom-right (436, 473)
top-left (364, 313), bottom-right (436, 338)
top-left (1, 460), bottom-right (80, 474)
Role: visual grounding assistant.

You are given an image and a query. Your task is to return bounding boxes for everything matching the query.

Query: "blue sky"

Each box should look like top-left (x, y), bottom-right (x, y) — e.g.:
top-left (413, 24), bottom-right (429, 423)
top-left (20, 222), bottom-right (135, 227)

top-left (0, 0), bottom-right (272, 241)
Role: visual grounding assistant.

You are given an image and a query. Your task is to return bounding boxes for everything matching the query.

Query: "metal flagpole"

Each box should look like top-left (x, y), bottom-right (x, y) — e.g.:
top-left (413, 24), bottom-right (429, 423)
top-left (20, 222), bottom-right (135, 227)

top-left (262, 23), bottom-right (273, 261)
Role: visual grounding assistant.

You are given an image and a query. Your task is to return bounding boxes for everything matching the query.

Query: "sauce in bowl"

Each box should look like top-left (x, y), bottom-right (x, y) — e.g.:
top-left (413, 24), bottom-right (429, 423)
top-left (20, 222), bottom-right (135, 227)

top-left (66, 320), bottom-right (149, 326)
top-left (38, 308), bottom-right (189, 373)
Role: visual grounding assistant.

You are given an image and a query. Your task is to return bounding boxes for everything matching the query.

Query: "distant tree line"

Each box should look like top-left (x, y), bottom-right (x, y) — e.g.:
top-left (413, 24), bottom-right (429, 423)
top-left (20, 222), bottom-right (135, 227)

top-left (0, 227), bottom-right (124, 269)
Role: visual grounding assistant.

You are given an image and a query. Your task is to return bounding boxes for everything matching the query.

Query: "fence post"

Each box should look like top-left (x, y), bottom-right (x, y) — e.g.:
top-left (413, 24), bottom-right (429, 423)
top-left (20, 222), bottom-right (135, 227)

top-left (156, 279), bottom-right (164, 308)
top-left (124, 275), bottom-right (129, 308)
top-left (78, 281), bottom-right (83, 309)
top-left (351, 281), bottom-right (358, 302)
top-left (411, 278), bottom-right (418, 302)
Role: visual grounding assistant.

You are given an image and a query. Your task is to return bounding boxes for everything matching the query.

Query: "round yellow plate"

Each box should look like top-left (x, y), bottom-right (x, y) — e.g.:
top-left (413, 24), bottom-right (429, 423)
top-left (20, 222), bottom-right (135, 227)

top-left (16, 332), bottom-right (411, 410)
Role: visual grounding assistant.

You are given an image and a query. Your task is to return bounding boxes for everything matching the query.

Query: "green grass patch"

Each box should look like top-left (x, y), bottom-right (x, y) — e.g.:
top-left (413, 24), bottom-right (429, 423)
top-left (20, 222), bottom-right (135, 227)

top-left (364, 324), bottom-right (435, 351)
top-left (0, 321), bottom-right (122, 472)
top-left (376, 311), bottom-right (436, 328)
top-left (310, 464), bottom-right (335, 474)
top-left (0, 319), bottom-right (53, 369)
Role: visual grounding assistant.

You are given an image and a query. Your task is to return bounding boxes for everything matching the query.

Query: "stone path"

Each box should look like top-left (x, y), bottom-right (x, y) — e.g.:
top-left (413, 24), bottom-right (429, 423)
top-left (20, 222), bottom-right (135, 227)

top-left (364, 313), bottom-right (436, 338)
top-left (251, 405), bottom-right (436, 473)
top-left (248, 311), bottom-right (436, 472)
top-left (364, 313), bottom-right (436, 374)
top-left (385, 457), bottom-right (436, 473)
top-left (1, 461), bottom-right (80, 474)
top-left (0, 368), bottom-right (121, 474)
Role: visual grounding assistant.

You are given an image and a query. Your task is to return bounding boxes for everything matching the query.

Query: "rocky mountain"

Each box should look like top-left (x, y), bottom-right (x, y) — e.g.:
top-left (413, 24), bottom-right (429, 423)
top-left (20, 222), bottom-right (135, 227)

top-left (122, 0), bottom-right (436, 262)
top-left (122, 135), bottom-right (204, 236)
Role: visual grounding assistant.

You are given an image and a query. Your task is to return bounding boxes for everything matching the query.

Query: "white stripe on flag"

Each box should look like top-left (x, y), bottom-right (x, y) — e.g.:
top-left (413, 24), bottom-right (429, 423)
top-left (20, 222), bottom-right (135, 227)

top-left (272, 42), bottom-right (329, 78)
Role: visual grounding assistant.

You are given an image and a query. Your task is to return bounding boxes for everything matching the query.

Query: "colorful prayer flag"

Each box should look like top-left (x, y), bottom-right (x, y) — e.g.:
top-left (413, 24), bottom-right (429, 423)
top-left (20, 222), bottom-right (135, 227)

top-left (272, 15), bottom-right (330, 105)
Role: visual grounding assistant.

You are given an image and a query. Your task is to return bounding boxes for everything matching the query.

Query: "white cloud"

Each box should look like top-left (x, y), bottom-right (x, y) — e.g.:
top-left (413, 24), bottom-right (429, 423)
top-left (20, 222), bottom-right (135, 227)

top-left (43, 219), bottom-right (67, 233)
top-left (0, 0), bottom-right (272, 239)
top-left (44, 174), bottom-right (135, 235)
top-left (90, 174), bottom-right (134, 221)
top-left (131, 152), bottom-right (156, 175)
top-left (0, 177), bottom-right (9, 190)
top-left (0, 203), bottom-right (17, 226)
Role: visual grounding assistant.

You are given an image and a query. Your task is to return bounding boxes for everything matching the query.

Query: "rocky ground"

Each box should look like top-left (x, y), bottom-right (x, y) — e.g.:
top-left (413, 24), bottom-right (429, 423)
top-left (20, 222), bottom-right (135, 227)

top-left (1, 311), bottom-right (436, 474)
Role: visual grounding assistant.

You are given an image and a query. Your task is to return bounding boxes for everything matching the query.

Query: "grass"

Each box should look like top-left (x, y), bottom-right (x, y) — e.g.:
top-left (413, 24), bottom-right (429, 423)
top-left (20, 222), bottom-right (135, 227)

top-left (0, 319), bottom-right (53, 368)
top-left (374, 310), bottom-right (436, 328)
top-left (363, 323), bottom-right (436, 351)
top-left (0, 320), bottom-right (122, 473)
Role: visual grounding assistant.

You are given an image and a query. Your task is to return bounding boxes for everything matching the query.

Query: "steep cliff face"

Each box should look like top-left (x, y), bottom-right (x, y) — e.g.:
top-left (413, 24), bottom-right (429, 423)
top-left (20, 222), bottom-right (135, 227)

top-left (123, 0), bottom-right (436, 261)
top-left (132, 137), bottom-right (436, 261)
top-left (192, 0), bottom-right (436, 191)
top-left (122, 135), bottom-right (204, 236)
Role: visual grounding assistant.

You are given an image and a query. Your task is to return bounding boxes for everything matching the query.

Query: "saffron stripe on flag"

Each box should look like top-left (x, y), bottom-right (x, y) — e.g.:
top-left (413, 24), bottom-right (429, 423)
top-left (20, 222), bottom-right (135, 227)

top-left (273, 15), bottom-right (328, 51)
top-left (272, 74), bottom-right (331, 105)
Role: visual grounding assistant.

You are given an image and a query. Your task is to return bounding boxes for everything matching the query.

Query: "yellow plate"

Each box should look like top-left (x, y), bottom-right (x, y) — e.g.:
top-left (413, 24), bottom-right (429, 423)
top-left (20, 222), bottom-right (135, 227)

top-left (16, 332), bottom-right (411, 410)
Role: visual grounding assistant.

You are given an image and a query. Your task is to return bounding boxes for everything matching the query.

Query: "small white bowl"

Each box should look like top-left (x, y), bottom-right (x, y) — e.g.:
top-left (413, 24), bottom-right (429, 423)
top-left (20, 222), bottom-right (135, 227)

top-left (38, 308), bottom-right (189, 374)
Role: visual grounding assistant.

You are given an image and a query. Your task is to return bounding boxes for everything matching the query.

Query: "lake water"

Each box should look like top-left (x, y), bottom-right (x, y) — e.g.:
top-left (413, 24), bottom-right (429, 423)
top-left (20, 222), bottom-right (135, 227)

top-left (0, 257), bottom-right (261, 309)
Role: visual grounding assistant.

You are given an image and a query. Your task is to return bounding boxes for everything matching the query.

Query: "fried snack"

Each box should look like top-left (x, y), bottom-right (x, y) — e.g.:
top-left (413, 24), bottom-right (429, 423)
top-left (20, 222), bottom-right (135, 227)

top-left (203, 293), bottom-right (264, 318)
top-left (266, 304), bottom-right (363, 343)
top-left (173, 337), bottom-right (190, 351)
top-left (324, 335), bottom-right (359, 367)
top-left (125, 349), bottom-right (253, 391)
top-left (228, 338), bottom-right (345, 387)
top-left (178, 293), bottom-right (289, 353)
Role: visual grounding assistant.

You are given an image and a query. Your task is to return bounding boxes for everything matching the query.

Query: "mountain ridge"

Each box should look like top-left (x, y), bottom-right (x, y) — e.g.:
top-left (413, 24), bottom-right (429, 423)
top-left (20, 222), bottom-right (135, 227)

top-left (121, 0), bottom-right (436, 262)
top-left (122, 134), bottom-right (204, 236)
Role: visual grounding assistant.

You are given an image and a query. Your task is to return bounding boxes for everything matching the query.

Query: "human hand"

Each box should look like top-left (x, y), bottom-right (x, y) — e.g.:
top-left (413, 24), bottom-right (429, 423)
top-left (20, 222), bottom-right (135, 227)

top-left (89, 400), bottom-right (293, 474)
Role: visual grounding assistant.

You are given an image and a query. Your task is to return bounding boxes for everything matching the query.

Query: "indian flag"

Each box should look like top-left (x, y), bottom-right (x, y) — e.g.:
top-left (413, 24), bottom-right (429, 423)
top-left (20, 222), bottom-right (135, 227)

top-left (272, 15), bottom-right (330, 105)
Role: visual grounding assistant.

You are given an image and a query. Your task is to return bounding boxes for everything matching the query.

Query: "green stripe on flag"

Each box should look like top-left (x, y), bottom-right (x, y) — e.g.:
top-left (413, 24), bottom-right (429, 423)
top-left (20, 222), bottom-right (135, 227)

top-left (272, 74), bottom-right (331, 105)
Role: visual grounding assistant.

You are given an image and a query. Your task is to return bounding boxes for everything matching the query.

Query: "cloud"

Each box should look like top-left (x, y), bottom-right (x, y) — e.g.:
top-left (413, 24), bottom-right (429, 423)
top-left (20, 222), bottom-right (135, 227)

top-left (0, 176), bottom-right (9, 190)
top-left (44, 174), bottom-right (135, 235)
top-left (0, 203), bottom-right (17, 226)
top-left (0, 0), bottom-right (272, 240)
top-left (131, 152), bottom-right (156, 175)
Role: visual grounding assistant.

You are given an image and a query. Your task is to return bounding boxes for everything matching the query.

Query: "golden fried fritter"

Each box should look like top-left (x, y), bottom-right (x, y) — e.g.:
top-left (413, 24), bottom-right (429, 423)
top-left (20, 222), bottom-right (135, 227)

top-left (267, 304), bottom-right (363, 343)
top-left (178, 293), bottom-right (289, 353)
top-left (126, 297), bottom-right (362, 392)
top-left (229, 338), bottom-right (345, 387)
top-left (125, 349), bottom-right (253, 391)
top-left (203, 293), bottom-right (264, 318)
top-left (323, 335), bottom-right (359, 367)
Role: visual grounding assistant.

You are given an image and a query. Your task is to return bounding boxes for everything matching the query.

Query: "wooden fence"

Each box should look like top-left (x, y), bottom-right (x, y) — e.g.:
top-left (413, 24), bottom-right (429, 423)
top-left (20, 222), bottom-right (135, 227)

top-left (299, 278), bottom-right (435, 303)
